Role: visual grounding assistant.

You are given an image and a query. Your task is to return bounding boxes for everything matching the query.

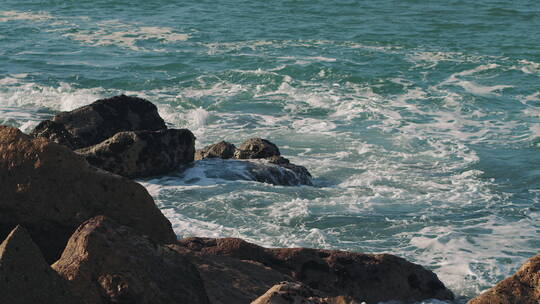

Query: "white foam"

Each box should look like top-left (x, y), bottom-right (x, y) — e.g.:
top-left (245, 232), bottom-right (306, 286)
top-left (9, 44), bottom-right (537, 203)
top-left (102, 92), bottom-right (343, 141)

top-left (0, 11), bottom-right (52, 23)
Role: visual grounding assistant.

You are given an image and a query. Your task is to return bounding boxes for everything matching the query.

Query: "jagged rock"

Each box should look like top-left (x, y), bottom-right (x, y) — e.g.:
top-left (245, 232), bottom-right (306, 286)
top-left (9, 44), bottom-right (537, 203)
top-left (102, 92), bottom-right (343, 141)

top-left (195, 141), bottom-right (237, 161)
top-left (235, 138), bottom-right (280, 159)
top-left (53, 216), bottom-right (209, 304)
top-left (468, 253), bottom-right (540, 304)
top-left (170, 244), bottom-right (290, 304)
top-left (0, 225), bottom-right (77, 304)
top-left (76, 129), bottom-right (195, 178)
top-left (177, 237), bottom-right (454, 303)
top-left (30, 95), bottom-right (166, 149)
top-left (251, 281), bottom-right (359, 304)
top-left (0, 126), bottom-right (176, 263)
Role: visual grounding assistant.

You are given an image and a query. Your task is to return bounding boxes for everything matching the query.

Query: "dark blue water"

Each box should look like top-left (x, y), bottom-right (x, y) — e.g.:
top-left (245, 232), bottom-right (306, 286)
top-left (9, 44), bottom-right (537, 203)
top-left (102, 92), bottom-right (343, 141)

top-left (2, 1), bottom-right (540, 301)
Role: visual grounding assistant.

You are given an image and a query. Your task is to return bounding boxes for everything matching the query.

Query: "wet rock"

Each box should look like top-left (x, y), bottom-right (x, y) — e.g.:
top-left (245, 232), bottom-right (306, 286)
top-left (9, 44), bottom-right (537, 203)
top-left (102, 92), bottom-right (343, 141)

top-left (53, 216), bottom-right (209, 304)
top-left (31, 95), bottom-right (166, 149)
top-left (0, 225), bottom-right (77, 304)
top-left (251, 281), bottom-right (359, 304)
top-left (235, 138), bottom-right (280, 159)
top-left (76, 129), bottom-right (195, 178)
top-left (0, 126), bottom-right (176, 263)
top-left (177, 237), bottom-right (454, 303)
top-left (195, 141), bottom-right (237, 160)
top-left (468, 253), bottom-right (540, 304)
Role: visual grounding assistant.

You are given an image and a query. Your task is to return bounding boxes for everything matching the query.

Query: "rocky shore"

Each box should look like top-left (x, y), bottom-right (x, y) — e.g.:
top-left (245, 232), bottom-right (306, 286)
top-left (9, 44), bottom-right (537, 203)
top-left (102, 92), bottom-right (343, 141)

top-left (0, 94), bottom-right (536, 303)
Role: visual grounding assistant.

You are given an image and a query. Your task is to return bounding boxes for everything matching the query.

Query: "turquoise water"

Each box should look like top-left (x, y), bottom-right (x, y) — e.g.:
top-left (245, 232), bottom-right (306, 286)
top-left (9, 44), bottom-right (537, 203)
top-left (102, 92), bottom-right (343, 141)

top-left (2, 1), bottom-right (540, 301)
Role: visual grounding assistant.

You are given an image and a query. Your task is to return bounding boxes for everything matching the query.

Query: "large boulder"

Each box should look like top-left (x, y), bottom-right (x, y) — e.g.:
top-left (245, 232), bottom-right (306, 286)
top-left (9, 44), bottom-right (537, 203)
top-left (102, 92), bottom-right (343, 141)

top-left (0, 126), bottom-right (176, 263)
top-left (235, 138), bottom-right (280, 159)
top-left (251, 281), bottom-right (359, 304)
top-left (0, 225), bottom-right (77, 304)
top-left (177, 237), bottom-right (454, 303)
top-left (53, 216), bottom-right (210, 304)
top-left (30, 95), bottom-right (166, 149)
top-left (195, 141), bottom-right (237, 160)
top-left (76, 129), bottom-right (195, 178)
top-left (468, 253), bottom-right (540, 304)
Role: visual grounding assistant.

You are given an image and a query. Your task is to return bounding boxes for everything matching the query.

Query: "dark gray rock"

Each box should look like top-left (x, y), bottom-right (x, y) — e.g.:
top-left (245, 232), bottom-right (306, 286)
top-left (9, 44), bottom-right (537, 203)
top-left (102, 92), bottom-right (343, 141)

top-left (76, 129), bottom-right (195, 178)
top-left (234, 138), bottom-right (280, 159)
top-left (195, 141), bottom-right (237, 161)
top-left (31, 95), bottom-right (166, 149)
top-left (0, 225), bottom-right (77, 304)
top-left (246, 158), bottom-right (312, 186)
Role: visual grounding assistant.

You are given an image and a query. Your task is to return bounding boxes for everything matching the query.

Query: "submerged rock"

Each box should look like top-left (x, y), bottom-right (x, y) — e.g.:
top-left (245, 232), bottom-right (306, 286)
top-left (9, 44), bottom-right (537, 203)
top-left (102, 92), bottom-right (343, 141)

top-left (53, 216), bottom-right (209, 304)
top-left (235, 138), bottom-right (280, 159)
top-left (0, 126), bottom-right (176, 263)
top-left (31, 95), bottom-right (166, 149)
top-left (0, 225), bottom-right (77, 304)
top-left (76, 129), bottom-right (195, 178)
top-left (195, 141), bottom-right (237, 160)
top-left (468, 253), bottom-right (540, 304)
top-left (251, 281), bottom-right (359, 304)
top-left (177, 237), bottom-right (454, 303)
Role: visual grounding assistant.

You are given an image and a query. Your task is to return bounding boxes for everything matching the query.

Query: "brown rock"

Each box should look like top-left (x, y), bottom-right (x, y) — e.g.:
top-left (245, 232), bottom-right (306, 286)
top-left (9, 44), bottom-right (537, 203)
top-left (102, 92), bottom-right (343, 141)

top-left (0, 126), bottom-right (176, 263)
top-left (53, 216), bottom-right (209, 304)
top-left (0, 225), bottom-right (77, 304)
top-left (195, 141), bottom-right (237, 160)
top-left (235, 138), bottom-right (280, 159)
top-left (468, 253), bottom-right (540, 304)
top-left (76, 129), bottom-right (195, 178)
top-left (30, 95), bottom-right (166, 149)
top-left (251, 281), bottom-right (360, 304)
top-left (177, 237), bottom-right (454, 303)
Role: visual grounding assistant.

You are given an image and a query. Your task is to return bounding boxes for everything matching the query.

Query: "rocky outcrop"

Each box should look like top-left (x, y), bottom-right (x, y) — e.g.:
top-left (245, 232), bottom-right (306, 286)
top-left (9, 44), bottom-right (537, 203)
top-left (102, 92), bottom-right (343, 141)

top-left (468, 253), bottom-right (540, 304)
top-left (76, 129), bottom-right (195, 178)
top-left (0, 126), bottom-right (176, 263)
top-left (196, 138), bottom-right (312, 186)
top-left (195, 141), bottom-right (237, 160)
top-left (177, 237), bottom-right (454, 303)
top-left (53, 216), bottom-right (209, 304)
top-left (0, 225), bottom-right (77, 304)
top-left (251, 282), bottom-right (359, 304)
top-left (235, 138), bottom-right (280, 159)
top-left (30, 95), bottom-right (166, 150)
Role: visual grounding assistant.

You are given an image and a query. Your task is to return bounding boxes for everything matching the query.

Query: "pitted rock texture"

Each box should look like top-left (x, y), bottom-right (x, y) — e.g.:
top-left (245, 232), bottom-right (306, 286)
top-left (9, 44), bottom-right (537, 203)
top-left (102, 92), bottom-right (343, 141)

top-left (177, 237), bottom-right (454, 303)
top-left (251, 281), bottom-right (359, 304)
top-left (76, 129), bottom-right (195, 178)
top-left (195, 141), bottom-right (237, 160)
top-left (234, 138), bottom-right (280, 159)
top-left (0, 225), bottom-right (77, 304)
top-left (468, 253), bottom-right (540, 304)
top-left (31, 95), bottom-right (166, 149)
top-left (0, 126), bottom-right (176, 263)
top-left (53, 216), bottom-right (209, 304)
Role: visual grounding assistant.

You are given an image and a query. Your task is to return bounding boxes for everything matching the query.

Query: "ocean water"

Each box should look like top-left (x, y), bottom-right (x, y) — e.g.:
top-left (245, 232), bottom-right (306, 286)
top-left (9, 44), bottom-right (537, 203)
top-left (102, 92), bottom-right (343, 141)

top-left (2, 0), bottom-right (540, 302)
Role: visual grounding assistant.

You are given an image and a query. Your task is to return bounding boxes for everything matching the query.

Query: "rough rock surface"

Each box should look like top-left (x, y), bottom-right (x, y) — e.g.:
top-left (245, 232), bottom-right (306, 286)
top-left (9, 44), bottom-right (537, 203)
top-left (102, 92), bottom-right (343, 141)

top-left (251, 282), bottom-right (359, 304)
top-left (235, 138), bottom-right (280, 159)
top-left (468, 253), bottom-right (540, 304)
top-left (0, 126), bottom-right (176, 263)
top-left (30, 95), bottom-right (166, 149)
top-left (53, 216), bottom-right (209, 304)
top-left (178, 237), bottom-right (454, 303)
top-left (76, 129), bottom-right (195, 178)
top-left (195, 141), bottom-right (237, 160)
top-left (0, 225), bottom-right (77, 304)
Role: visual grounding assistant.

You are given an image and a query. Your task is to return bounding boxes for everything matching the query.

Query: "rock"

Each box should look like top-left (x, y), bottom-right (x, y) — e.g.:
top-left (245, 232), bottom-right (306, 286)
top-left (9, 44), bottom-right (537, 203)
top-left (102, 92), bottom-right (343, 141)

top-left (0, 126), bottom-right (176, 263)
top-left (30, 95), bottom-right (166, 149)
top-left (195, 141), bottom-right (237, 161)
top-left (251, 281), bottom-right (359, 304)
top-left (235, 138), bottom-right (280, 159)
top-left (468, 253), bottom-right (540, 304)
top-left (76, 129), bottom-right (195, 178)
top-left (177, 237), bottom-right (454, 303)
top-left (170, 244), bottom-right (291, 304)
top-left (53, 216), bottom-right (209, 304)
top-left (0, 225), bottom-right (77, 304)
